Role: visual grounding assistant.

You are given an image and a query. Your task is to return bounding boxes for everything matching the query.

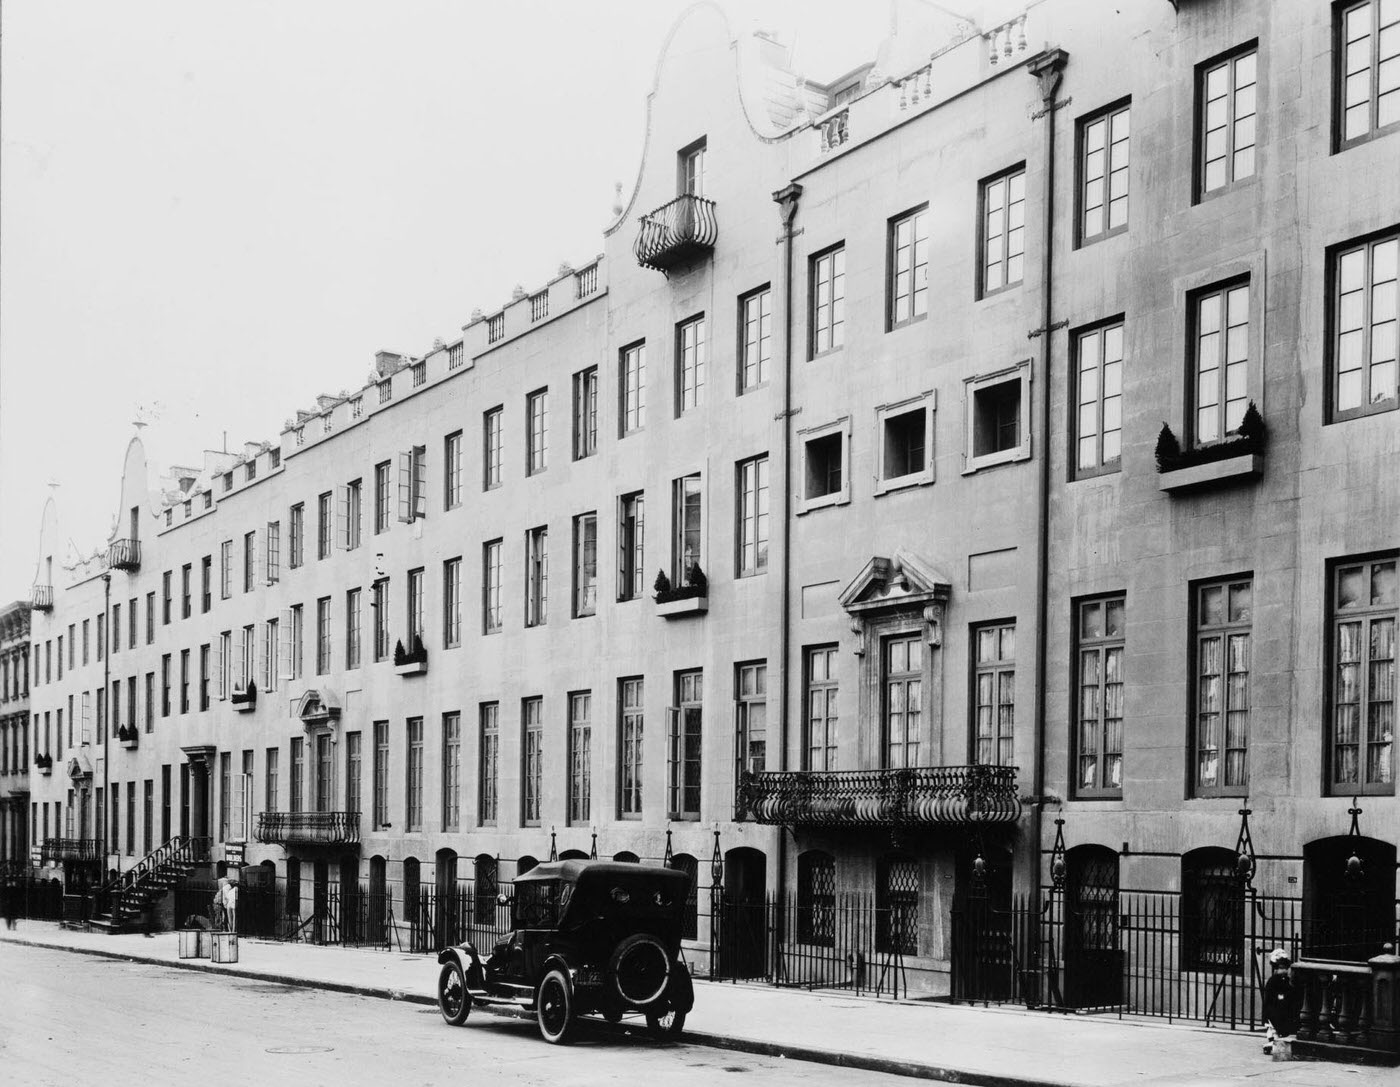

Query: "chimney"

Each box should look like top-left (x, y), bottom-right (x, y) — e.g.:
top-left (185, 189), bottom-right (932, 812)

top-left (315, 394), bottom-right (340, 412)
top-left (374, 351), bottom-right (403, 377)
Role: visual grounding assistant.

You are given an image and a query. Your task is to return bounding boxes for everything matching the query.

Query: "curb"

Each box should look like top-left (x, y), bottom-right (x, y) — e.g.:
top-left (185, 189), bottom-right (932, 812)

top-left (4, 933), bottom-right (1086, 1087)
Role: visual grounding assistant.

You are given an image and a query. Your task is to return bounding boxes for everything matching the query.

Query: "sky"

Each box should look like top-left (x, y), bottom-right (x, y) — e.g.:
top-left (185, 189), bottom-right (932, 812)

top-left (0, 0), bottom-right (987, 603)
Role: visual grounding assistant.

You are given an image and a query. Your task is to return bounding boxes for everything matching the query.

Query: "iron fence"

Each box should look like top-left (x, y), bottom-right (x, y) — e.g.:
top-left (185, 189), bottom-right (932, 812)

top-left (0, 876), bottom-right (64, 920)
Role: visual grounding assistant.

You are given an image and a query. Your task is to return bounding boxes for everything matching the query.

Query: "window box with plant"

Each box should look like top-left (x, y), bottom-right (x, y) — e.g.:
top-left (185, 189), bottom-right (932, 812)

top-left (231, 681), bottom-right (257, 712)
top-left (34, 753), bottom-right (53, 775)
top-left (394, 635), bottom-right (429, 675)
top-left (1156, 401), bottom-right (1266, 493)
top-left (117, 725), bottom-right (139, 749)
top-left (654, 565), bottom-right (708, 617)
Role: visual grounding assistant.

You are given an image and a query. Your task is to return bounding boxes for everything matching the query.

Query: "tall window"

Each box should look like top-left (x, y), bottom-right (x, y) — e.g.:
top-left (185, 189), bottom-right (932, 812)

top-left (1193, 578), bottom-right (1252, 796)
top-left (810, 245), bottom-right (846, 356)
top-left (483, 407), bottom-right (503, 489)
top-left (443, 558), bottom-right (462, 648)
top-left (1192, 282), bottom-right (1250, 444)
top-left (290, 737), bottom-right (304, 814)
top-left (522, 697), bottom-right (543, 825)
top-left (736, 455), bottom-right (769, 577)
top-left (619, 678), bottom-right (643, 818)
top-left (164, 569), bottom-right (174, 620)
top-left (243, 533), bottom-right (256, 592)
top-left (483, 540), bottom-right (503, 633)
top-left (735, 661), bottom-right (767, 800)
top-left (980, 167), bottom-right (1026, 296)
top-left (739, 286), bottom-right (772, 392)
top-left (671, 474), bottom-right (702, 583)
top-left (1337, 1), bottom-right (1400, 147)
top-left (883, 634), bottom-right (922, 769)
top-left (568, 691), bottom-right (591, 824)
top-left (346, 732), bottom-right (362, 818)
top-left (680, 138), bottom-right (706, 195)
top-left (572, 513), bottom-right (597, 618)
top-left (620, 342), bottom-right (646, 435)
top-left (345, 587), bottom-right (361, 669)
top-left (161, 654), bottom-right (171, 716)
top-left (572, 367), bottom-right (598, 459)
top-left (676, 315), bottom-right (707, 414)
top-left (1331, 231), bottom-right (1398, 420)
top-left (526, 389), bottom-right (548, 475)
top-left (218, 631), bottom-right (231, 700)
top-left (289, 504), bottom-right (304, 568)
top-left (805, 645), bottom-right (839, 771)
top-left (887, 206), bottom-right (928, 329)
top-left (406, 567), bottom-right (425, 648)
top-left (442, 712), bottom-right (461, 831)
top-left (372, 579), bottom-right (390, 661)
top-left (1329, 556), bottom-right (1396, 793)
top-left (668, 671), bottom-right (702, 819)
top-left (1074, 320), bottom-right (1124, 474)
top-left (618, 493), bottom-right (645, 602)
top-left (1079, 103), bottom-right (1130, 243)
top-left (344, 480), bottom-right (362, 551)
top-left (1198, 48), bottom-right (1257, 196)
top-left (181, 565), bottom-right (191, 618)
top-left (1075, 596), bottom-right (1125, 798)
top-left (264, 619), bottom-right (279, 692)
top-left (374, 461), bottom-right (391, 532)
top-left (444, 431), bottom-right (463, 510)
top-left (265, 523), bottom-right (280, 585)
top-left (316, 597), bottom-right (332, 675)
top-left (525, 527), bottom-right (548, 627)
top-left (317, 492), bottom-right (332, 560)
top-left (373, 721), bottom-right (389, 829)
top-left (478, 703), bottom-right (500, 825)
top-left (240, 626), bottom-right (254, 688)
top-left (198, 645), bottom-right (210, 711)
top-left (398, 445), bottom-right (426, 523)
top-left (406, 717), bottom-right (424, 832)
top-left (973, 623), bottom-right (1015, 766)
top-left (289, 604), bottom-right (303, 679)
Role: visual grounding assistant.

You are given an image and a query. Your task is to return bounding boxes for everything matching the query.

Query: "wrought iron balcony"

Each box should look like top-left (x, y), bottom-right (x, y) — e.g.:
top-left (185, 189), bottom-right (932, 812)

top-left (255, 810), bottom-right (360, 846)
top-left (42, 837), bottom-right (101, 864)
top-left (31, 584), bottom-right (53, 611)
top-left (738, 765), bottom-right (1022, 828)
top-left (108, 538), bottom-right (142, 571)
top-left (634, 193), bottom-right (718, 272)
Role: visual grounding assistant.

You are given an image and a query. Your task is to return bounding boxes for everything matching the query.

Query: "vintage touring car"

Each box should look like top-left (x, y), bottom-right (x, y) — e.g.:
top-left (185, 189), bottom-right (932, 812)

top-left (435, 859), bottom-right (695, 1044)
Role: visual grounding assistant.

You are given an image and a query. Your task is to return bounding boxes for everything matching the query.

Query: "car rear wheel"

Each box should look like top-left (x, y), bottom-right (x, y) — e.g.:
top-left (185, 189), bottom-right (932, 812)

top-left (438, 962), bottom-right (471, 1026)
top-left (537, 968), bottom-right (576, 1044)
top-left (645, 1008), bottom-right (686, 1039)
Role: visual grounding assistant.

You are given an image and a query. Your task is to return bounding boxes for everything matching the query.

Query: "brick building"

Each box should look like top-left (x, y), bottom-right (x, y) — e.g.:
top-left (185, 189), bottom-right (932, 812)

top-left (21, 0), bottom-right (1397, 1013)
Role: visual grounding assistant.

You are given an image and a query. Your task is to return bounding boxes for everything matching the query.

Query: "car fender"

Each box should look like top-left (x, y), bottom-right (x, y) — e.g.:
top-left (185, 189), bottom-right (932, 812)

top-left (438, 944), bottom-right (484, 986)
top-left (541, 953), bottom-right (575, 983)
top-left (668, 960), bottom-right (694, 1013)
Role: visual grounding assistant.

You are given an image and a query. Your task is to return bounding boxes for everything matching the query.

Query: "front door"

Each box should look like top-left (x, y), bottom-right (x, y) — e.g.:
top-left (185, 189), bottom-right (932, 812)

top-left (1064, 846), bottom-right (1122, 1008)
top-left (313, 860), bottom-right (329, 943)
top-left (720, 847), bottom-right (767, 979)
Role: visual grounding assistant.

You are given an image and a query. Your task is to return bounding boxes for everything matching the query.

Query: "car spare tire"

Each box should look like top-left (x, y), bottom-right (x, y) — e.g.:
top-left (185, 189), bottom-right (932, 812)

top-left (609, 933), bottom-right (671, 1006)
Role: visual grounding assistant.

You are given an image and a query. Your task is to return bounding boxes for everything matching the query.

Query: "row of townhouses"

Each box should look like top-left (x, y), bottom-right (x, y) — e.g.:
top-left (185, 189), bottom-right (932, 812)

top-left (6, 0), bottom-right (1397, 1031)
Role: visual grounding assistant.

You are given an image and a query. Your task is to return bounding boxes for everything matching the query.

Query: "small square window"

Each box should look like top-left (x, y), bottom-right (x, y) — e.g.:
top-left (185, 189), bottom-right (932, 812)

top-left (876, 394), bottom-right (935, 494)
top-left (799, 420), bottom-right (851, 511)
top-left (964, 363), bottom-right (1031, 473)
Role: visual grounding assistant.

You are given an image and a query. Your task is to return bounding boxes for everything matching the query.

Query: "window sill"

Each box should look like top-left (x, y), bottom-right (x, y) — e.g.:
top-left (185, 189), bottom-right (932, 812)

top-left (394, 660), bottom-right (428, 676)
top-left (963, 447), bottom-right (1030, 475)
top-left (874, 473), bottom-right (933, 497)
top-left (798, 492), bottom-right (849, 514)
top-left (657, 596), bottom-right (708, 619)
top-left (1158, 453), bottom-right (1262, 493)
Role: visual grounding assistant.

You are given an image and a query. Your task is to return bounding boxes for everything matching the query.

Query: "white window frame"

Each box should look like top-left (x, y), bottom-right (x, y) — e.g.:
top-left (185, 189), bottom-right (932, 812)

top-left (797, 416), bottom-right (852, 513)
top-left (962, 360), bottom-right (1032, 474)
top-left (874, 392), bottom-right (936, 495)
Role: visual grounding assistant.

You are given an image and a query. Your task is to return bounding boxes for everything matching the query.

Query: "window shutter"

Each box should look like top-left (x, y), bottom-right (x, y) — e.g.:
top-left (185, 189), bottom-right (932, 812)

top-left (413, 447), bottom-right (427, 519)
top-left (214, 638), bottom-right (225, 700)
top-left (666, 706), bottom-right (679, 815)
top-left (257, 626), bottom-right (269, 690)
top-left (251, 529), bottom-right (263, 589)
top-left (397, 451), bottom-right (412, 522)
top-left (82, 692), bottom-right (92, 744)
top-left (230, 775), bottom-right (246, 842)
top-left (279, 608), bottom-right (294, 681)
top-left (336, 485), bottom-right (350, 549)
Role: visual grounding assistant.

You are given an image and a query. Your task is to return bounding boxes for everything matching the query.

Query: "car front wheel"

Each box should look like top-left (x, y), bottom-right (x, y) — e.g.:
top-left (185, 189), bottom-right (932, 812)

top-left (438, 961), bottom-right (471, 1026)
top-left (645, 1007), bottom-right (686, 1040)
top-left (536, 968), bottom-right (576, 1045)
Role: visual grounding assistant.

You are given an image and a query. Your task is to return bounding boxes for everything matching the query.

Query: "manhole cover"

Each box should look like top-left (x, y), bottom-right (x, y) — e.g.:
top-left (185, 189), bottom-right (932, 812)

top-left (265, 1045), bottom-right (334, 1054)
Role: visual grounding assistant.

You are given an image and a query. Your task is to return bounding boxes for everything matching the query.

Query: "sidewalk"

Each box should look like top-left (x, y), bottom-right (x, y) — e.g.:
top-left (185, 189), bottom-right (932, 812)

top-left (0, 919), bottom-right (1388, 1086)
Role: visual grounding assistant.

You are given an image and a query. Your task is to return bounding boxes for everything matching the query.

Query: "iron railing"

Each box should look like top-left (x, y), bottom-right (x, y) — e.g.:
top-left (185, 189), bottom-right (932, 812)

top-left (255, 810), bottom-right (360, 846)
top-left (634, 194), bottom-right (718, 272)
top-left (107, 538), bottom-right (142, 571)
top-left (41, 837), bottom-right (101, 864)
top-left (739, 765), bottom-right (1022, 827)
top-left (30, 584), bottom-right (53, 611)
top-left (94, 834), bottom-right (210, 920)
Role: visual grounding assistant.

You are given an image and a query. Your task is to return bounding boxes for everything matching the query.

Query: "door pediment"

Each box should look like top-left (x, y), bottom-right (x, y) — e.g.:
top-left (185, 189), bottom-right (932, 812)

top-left (838, 550), bottom-right (951, 615)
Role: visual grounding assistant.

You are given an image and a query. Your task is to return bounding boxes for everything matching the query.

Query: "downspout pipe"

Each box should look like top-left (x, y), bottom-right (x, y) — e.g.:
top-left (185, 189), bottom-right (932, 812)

top-left (771, 182), bottom-right (803, 896)
top-left (101, 572), bottom-right (111, 878)
top-left (1026, 49), bottom-right (1068, 898)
